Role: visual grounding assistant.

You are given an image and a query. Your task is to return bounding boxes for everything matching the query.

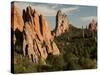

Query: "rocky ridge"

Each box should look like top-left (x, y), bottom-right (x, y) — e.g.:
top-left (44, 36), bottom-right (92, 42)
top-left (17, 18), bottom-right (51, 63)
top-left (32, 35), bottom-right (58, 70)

top-left (11, 5), bottom-right (60, 64)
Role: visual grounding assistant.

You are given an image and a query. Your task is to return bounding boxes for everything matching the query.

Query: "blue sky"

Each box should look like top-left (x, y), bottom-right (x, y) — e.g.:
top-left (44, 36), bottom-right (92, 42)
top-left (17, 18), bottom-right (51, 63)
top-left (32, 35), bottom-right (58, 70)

top-left (14, 1), bottom-right (97, 29)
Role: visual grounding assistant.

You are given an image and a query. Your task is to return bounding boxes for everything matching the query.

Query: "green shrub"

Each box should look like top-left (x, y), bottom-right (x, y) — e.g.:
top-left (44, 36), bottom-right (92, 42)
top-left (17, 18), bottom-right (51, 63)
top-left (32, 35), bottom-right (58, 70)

top-left (46, 54), bottom-right (65, 71)
top-left (79, 57), bottom-right (97, 69)
top-left (14, 52), bottom-right (38, 73)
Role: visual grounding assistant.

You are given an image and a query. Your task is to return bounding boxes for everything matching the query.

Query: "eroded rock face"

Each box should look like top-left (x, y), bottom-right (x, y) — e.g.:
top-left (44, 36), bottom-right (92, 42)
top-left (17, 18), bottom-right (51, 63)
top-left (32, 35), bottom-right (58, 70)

top-left (11, 4), bottom-right (24, 55)
top-left (11, 3), bottom-right (24, 32)
top-left (12, 5), bottom-right (60, 64)
top-left (22, 6), bottom-right (60, 63)
top-left (23, 22), bottom-right (47, 64)
top-left (55, 10), bottom-right (69, 36)
top-left (88, 19), bottom-right (97, 31)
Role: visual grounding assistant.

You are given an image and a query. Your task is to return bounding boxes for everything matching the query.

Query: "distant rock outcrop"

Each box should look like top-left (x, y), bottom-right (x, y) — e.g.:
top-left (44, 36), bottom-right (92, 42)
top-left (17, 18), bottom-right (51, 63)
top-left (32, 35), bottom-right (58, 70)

top-left (88, 19), bottom-right (97, 31)
top-left (54, 10), bottom-right (69, 36)
top-left (11, 5), bottom-right (60, 64)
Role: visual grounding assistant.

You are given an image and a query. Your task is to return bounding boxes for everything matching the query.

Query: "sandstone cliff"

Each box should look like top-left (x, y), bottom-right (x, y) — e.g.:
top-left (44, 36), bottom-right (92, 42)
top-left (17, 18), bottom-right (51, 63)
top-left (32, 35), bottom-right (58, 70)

top-left (11, 3), bottom-right (24, 32)
top-left (54, 10), bottom-right (69, 36)
top-left (11, 5), bottom-right (60, 64)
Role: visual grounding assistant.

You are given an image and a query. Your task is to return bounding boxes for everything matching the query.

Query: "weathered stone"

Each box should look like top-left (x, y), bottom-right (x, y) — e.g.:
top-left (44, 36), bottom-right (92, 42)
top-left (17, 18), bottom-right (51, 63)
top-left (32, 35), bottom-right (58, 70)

top-left (11, 3), bottom-right (24, 32)
top-left (88, 19), bottom-right (97, 31)
top-left (51, 41), bottom-right (60, 55)
top-left (12, 5), bottom-right (60, 64)
top-left (55, 10), bottom-right (69, 36)
top-left (39, 15), bottom-right (53, 40)
top-left (11, 3), bottom-right (24, 55)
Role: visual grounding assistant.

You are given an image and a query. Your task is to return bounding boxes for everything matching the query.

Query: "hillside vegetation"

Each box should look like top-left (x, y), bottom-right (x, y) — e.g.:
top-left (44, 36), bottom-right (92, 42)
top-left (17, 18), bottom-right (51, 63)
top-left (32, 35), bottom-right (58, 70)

top-left (13, 24), bottom-right (97, 73)
top-left (54, 24), bottom-right (97, 70)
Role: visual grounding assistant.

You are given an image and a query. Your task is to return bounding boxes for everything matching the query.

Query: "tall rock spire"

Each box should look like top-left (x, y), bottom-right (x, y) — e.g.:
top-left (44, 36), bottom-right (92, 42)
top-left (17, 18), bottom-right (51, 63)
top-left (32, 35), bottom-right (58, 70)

top-left (88, 19), bottom-right (97, 31)
top-left (55, 10), bottom-right (69, 36)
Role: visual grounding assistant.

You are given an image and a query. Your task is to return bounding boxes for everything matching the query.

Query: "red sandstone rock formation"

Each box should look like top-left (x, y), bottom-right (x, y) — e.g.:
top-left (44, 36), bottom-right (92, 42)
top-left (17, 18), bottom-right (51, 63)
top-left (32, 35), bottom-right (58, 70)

top-left (88, 19), bottom-right (97, 31)
top-left (11, 4), bottom-right (60, 64)
top-left (55, 10), bottom-right (69, 36)
top-left (11, 3), bottom-right (24, 32)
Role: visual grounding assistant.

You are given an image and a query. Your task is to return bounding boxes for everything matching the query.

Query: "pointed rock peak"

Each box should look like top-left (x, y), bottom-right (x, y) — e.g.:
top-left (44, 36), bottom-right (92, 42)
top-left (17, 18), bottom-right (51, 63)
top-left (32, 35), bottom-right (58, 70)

top-left (57, 10), bottom-right (62, 15)
top-left (34, 9), bottom-right (38, 14)
top-left (91, 19), bottom-right (97, 24)
top-left (33, 9), bottom-right (36, 13)
top-left (32, 9), bottom-right (39, 18)
top-left (27, 5), bottom-right (32, 10)
top-left (40, 14), bottom-right (43, 17)
top-left (55, 10), bottom-right (69, 36)
top-left (88, 19), bottom-right (97, 31)
top-left (26, 6), bottom-right (32, 14)
top-left (39, 14), bottom-right (45, 20)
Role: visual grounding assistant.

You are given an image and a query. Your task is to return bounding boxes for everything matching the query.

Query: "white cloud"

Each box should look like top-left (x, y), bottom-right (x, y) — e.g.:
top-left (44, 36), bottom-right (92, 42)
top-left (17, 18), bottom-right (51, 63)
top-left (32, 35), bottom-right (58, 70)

top-left (14, 2), bottom-right (80, 16)
top-left (61, 7), bottom-right (79, 12)
top-left (80, 16), bottom-right (97, 21)
top-left (61, 6), bottom-right (80, 15)
top-left (31, 5), bottom-right (57, 16)
top-left (32, 6), bottom-right (80, 16)
top-left (15, 2), bottom-right (57, 16)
